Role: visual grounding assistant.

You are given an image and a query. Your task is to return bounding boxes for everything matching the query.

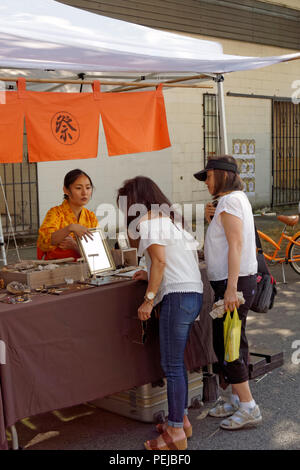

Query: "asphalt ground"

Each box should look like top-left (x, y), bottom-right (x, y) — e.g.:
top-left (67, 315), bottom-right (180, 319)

top-left (2, 214), bottom-right (300, 453)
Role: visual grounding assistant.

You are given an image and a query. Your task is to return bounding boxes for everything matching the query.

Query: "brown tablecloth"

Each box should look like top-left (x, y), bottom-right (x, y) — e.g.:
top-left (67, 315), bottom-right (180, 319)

top-left (0, 266), bottom-right (215, 450)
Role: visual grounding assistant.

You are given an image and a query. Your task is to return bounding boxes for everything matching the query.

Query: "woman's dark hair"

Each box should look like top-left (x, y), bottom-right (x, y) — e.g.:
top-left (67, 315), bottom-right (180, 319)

top-left (63, 169), bottom-right (94, 200)
top-left (210, 155), bottom-right (243, 197)
top-left (117, 176), bottom-right (184, 228)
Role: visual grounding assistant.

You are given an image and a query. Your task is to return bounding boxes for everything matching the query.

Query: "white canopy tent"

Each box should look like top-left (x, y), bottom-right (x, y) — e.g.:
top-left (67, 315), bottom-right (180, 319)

top-left (0, 3), bottom-right (299, 448)
top-left (0, 0), bottom-right (299, 73)
top-left (0, 0), bottom-right (300, 271)
top-left (0, 0), bottom-right (300, 153)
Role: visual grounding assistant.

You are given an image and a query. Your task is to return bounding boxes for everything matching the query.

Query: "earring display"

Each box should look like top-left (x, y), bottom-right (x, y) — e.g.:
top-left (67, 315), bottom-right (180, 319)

top-left (77, 227), bottom-right (116, 275)
top-left (117, 231), bottom-right (130, 250)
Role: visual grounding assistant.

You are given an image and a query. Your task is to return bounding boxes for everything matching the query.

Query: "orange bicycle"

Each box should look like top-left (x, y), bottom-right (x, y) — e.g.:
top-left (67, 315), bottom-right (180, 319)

top-left (257, 214), bottom-right (300, 282)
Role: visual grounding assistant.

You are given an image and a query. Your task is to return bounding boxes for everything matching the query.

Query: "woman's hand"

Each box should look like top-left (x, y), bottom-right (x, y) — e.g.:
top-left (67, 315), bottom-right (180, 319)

top-left (138, 301), bottom-right (153, 321)
top-left (69, 224), bottom-right (94, 242)
top-left (132, 270), bottom-right (148, 281)
top-left (224, 285), bottom-right (240, 312)
top-left (205, 203), bottom-right (216, 223)
top-left (58, 236), bottom-right (79, 252)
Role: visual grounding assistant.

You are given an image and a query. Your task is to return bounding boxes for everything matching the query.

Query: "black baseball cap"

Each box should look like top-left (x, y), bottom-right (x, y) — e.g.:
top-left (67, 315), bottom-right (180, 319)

top-left (193, 159), bottom-right (238, 181)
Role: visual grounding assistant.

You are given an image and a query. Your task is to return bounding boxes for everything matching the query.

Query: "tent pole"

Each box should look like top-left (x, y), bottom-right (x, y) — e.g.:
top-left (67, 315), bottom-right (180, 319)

top-left (0, 77), bottom-right (212, 89)
top-left (0, 218), bottom-right (7, 266)
top-left (216, 74), bottom-right (228, 154)
top-left (0, 178), bottom-right (7, 265)
top-left (109, 73), bottom-right (212, 93)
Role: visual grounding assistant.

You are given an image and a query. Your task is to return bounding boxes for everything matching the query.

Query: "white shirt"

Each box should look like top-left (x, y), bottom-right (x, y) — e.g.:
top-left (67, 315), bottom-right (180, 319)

top-left (138, 217), bottom-right (203, 306)
top-left (204, 191), bottom-right (257, 281)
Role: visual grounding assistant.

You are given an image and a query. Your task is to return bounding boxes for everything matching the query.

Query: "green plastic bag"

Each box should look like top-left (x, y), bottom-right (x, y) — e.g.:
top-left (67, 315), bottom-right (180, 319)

top-left (224, 307), bottom-right (242, 362)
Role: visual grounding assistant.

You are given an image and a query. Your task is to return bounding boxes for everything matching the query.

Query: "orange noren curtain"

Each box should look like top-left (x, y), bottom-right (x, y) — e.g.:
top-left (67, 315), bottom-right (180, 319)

top-left (20, 78), bottom-right (100, 162)
top-left (0, 91), bottom-right (24, 163)
top-left (1, 79), bottom-right (171, 163)
top-left (97, 84), bottom-right (171, 156)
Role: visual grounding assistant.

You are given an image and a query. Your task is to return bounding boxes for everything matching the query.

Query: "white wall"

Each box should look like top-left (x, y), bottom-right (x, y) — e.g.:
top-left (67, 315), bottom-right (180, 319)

top-left (164, 87), bottom-right (209, 206)
top-left (37, 38), bottom-right (300, 224)
top-left (37, 114), bottom-right (173, 225)
top-left (260, 0), bottom-right (300, 9)
top-left (226, 97), bottom-right (272, 208)
top-left (165, 35), bottom-right (300, 208)
top-left (220, 39), bottom-right (300, 207)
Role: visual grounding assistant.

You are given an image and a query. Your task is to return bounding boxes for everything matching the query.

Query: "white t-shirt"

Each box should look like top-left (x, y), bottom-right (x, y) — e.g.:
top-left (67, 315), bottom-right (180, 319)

top-left (204, 191), bottom-right (257, 281)
top-left (138, 217), bottom-right (203, 306)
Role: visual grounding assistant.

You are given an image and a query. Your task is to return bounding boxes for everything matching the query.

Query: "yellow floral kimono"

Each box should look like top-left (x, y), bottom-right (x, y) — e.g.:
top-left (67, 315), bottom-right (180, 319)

top-left (37, 199), bottom-right (98, 260)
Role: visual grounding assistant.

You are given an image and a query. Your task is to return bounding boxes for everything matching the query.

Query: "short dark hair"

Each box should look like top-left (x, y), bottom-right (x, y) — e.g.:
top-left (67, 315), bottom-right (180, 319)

top-left (209, 155), bottom-right (243, 196)
top-left (63, 169), bottom-right (94, 200)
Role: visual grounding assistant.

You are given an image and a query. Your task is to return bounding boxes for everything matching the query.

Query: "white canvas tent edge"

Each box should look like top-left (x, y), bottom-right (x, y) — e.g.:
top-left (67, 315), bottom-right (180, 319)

top-left (0, 2), bottom-right (299, 448)
top-left (0, 0), bottom-right (299, 74)
top-left (0, 0), bottom-right (300, 269)
top-left (1, 0), bottom-right (299, 152)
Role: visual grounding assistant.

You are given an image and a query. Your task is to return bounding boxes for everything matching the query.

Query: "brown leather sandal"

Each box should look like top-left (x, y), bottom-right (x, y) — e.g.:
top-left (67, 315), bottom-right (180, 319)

top-left (144, 430), bottom-right (187, 451)
top-left (156, 422), bottom-right (193, 439)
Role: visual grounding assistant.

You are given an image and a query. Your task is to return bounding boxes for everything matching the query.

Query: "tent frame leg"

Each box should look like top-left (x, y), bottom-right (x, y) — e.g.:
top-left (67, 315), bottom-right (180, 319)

top-left (215, 74), bottom-right (228, 155)
top-left (0, 216), bottom-right (7, 266)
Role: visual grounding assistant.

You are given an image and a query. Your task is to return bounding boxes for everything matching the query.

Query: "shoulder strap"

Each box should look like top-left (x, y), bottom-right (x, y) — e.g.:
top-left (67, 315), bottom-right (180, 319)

top-left (254, 221), bottom-right (270, 275)
top-left (254, 224), bottom-right (263, 253)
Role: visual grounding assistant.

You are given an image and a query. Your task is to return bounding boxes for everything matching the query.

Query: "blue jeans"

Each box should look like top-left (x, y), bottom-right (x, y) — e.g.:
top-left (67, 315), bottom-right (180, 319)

top-left (159, 292), bottom-right (203, 428)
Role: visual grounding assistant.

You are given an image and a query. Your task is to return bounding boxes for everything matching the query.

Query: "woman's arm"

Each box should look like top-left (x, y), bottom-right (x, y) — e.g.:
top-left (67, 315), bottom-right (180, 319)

top-left (220, 211), bottom-right (243, 312)
top-left (146, 244), bottom-right (166, 296)
top-left (137, 244), bottom-right (166, 321)
top-left (57, 235), bottom-right (80, 253)
top-left (51, 224), bottom-right (93, 246)
top-left (50, 225), bottom-right (73, 246)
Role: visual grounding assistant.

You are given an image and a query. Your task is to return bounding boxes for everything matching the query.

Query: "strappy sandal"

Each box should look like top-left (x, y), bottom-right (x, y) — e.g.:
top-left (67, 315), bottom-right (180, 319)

top-left (156, 421), bottom-right (193, 439)
top-left (144, 430), bottom-right (187, 451)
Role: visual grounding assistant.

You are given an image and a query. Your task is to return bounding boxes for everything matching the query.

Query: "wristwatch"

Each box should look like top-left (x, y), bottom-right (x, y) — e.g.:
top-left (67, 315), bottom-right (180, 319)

top-left (144, 291), bottom-right (156, 304)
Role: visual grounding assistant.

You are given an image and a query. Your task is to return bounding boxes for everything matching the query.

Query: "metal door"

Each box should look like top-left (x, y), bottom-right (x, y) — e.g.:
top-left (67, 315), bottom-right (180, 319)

top-left (272, 100), bottom-right (300, 206)
top-left (203, 93), bottom-right (220, 164)
top-left (0, 159), bottom-right (39, 235)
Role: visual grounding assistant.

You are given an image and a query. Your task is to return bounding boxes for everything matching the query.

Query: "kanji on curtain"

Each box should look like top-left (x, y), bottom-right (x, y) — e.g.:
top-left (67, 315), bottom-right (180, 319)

top-left (3, 79), bottom-right (171, 163)
top-left (20, 78), bottom-right (100, 162)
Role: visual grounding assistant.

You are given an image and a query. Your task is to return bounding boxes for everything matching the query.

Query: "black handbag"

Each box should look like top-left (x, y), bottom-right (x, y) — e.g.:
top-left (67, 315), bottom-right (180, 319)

top-left (250, 226), bottom-right (277, 313)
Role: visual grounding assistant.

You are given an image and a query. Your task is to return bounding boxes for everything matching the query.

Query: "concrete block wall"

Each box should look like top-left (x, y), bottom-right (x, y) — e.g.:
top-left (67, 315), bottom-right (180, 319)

top-left (226, 97), bottom-right (272, 208)
top-left (165, 87), bottom-right (208, 207)
top-left (220, 38), bottom-right (300, 208)
top-left (37, 37), bottom-right (300, 225)
top-left (37, 115), bottom-right (173, 227)
top-left (261, 0), bottom-right (300, 9)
